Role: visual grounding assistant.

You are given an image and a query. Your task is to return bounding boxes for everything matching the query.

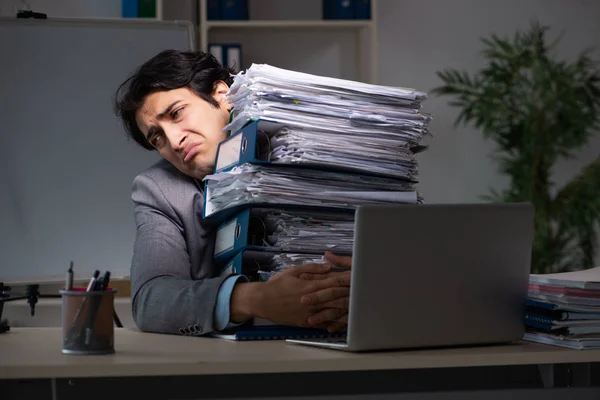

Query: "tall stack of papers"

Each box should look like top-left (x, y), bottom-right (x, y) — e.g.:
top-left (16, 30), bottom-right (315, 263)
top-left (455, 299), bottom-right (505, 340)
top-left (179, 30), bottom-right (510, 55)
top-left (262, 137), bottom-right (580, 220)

top-left (203, 64), bottom-right (433, 338)
top-left (203, 63), bottom-right (431, 223)
top-left (523, 266), bottom-right (600, 349)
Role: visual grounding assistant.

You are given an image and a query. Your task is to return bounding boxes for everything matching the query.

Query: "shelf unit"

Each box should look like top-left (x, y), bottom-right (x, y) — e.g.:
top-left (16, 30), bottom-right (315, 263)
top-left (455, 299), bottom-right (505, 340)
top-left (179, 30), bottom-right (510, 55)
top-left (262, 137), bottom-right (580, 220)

top-left (196, 0), bottom-right (378, 84)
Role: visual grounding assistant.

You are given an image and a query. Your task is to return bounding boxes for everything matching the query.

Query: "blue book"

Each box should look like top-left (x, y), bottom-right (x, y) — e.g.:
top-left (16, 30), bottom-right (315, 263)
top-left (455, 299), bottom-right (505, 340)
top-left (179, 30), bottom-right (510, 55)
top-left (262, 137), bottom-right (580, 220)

top-left (323, 0), bottom-right (355, 20)
top-left (122, 0), bottom-right (138, 18)
top-left (354, 0), bottom-right (371, 19)
top-left (207, 0), bottom-right (221, 20)
top-left (221, 0), bottom-right (249, 20)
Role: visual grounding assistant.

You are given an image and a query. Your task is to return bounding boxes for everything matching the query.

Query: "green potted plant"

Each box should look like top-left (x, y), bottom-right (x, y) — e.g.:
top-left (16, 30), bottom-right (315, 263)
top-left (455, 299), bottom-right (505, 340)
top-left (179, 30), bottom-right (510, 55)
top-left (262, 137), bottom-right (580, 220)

top-left (432, 21), bottom-right (600, 274)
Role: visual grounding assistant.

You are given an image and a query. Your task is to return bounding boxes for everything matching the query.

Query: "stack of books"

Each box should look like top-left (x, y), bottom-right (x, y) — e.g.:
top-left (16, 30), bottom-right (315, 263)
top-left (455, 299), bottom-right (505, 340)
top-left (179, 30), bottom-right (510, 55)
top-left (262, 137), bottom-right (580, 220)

top-left (524, 266), bottom-right (600, 349)
top-left (203, 64), bottom-right (432, 339)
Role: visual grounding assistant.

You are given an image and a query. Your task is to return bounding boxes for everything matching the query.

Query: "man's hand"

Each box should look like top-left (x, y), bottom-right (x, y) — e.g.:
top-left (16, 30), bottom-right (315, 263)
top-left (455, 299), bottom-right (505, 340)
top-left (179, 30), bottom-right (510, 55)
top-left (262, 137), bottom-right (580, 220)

top-left (232, 262), bottom-right (351, 328)
top-left (299, 251), bottom-right (352, 333)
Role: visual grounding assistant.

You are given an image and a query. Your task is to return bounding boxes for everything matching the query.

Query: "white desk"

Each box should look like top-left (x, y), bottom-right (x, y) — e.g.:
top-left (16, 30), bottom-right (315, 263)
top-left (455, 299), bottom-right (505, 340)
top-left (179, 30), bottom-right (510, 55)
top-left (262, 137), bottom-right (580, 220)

top-left (1, 328), bottom-right (600, 399)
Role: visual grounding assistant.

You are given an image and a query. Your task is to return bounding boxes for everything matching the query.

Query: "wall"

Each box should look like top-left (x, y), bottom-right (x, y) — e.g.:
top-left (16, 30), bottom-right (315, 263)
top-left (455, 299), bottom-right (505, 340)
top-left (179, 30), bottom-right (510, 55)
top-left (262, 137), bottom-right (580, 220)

top-left (6, 0), bottom-right (597, 207)
top-left (378, 0), bottom-right (600, 207)
top-left (2, 1), bottom-right (599, 326)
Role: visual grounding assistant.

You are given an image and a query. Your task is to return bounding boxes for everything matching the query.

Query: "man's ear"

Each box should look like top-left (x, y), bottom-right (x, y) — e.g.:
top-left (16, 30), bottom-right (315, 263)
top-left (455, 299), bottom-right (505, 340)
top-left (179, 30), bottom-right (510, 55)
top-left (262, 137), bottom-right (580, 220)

top-left (211, 80), bottom-right (230, 106)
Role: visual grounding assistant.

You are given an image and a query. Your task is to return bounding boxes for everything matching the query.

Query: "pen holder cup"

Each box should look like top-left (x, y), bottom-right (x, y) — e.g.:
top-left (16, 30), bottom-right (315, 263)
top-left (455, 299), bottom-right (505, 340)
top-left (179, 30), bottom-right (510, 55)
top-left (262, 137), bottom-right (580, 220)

top-left (59, 288), bottom-right (117, 355)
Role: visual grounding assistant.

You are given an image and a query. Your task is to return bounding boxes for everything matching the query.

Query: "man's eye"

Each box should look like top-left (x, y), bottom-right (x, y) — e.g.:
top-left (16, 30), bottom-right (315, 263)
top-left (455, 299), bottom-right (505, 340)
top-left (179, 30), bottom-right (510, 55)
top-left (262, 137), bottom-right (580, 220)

top-left (151, 133), bottom-right (164, 147)
top-left (172, 108), bottom-right (183, 119)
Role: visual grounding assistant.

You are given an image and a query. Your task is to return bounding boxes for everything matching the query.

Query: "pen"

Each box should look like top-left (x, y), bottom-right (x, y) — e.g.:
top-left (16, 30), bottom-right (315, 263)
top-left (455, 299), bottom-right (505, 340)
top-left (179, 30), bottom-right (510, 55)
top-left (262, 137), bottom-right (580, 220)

top-left (66, 261), bottom-right (74, 291)
top-left (67, 270), bottom-right (99, 345)
top-left (86, 270), bottom-right (100, 291)
top-left (100, 271), bottom-right (111, 291)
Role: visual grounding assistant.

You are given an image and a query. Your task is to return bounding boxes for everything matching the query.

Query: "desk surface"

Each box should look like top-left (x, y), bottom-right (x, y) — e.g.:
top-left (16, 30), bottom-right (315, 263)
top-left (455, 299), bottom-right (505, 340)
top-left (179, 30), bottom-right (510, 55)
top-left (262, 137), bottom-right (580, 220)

top-left (3, 328), bottom-right (600, 379)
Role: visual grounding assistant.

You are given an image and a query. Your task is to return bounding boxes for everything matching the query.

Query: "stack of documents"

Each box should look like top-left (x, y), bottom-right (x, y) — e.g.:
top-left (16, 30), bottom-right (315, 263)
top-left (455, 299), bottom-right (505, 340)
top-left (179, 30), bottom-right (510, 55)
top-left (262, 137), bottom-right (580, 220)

top-left (523, 267), bottom-right (600, 349)
top-left (204, 64), bottom-right (433, 338)
top-left (204, 163), bottom-right (419, 218)
top-left (222, 64), bottom-right (431, 181)
top-left (257, 252), bottom-right (327, 281)
top-left (262, 209), bottom-right (354, 254)
top-left (225, 63), bottom-right (431, 142)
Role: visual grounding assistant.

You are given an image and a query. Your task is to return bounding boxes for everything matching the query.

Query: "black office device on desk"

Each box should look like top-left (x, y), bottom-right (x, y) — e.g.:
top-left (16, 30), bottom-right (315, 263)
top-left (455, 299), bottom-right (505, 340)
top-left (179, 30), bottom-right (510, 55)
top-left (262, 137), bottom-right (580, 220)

top-left (0, 282), bottom-right (40, 333)
top-left (16, 10), bottom-right (47, 19)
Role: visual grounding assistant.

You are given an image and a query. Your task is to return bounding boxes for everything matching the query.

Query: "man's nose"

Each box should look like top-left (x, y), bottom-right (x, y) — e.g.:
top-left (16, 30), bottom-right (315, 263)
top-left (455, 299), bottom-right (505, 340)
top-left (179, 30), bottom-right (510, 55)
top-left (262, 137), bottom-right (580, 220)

top-left (165, 126), bottom-right (188, 151)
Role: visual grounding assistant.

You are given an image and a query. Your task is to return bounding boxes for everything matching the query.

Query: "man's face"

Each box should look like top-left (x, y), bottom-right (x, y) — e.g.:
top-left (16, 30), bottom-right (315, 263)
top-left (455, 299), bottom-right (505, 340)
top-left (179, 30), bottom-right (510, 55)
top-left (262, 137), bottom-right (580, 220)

top-left (135, 82), bottom-right (231, 179)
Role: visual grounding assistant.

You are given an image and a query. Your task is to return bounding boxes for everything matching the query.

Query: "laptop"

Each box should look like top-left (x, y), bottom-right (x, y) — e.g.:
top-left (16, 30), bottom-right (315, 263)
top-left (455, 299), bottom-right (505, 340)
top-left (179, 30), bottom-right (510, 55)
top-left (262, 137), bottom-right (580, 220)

top-left (286, 202), bottom-right (535, 351)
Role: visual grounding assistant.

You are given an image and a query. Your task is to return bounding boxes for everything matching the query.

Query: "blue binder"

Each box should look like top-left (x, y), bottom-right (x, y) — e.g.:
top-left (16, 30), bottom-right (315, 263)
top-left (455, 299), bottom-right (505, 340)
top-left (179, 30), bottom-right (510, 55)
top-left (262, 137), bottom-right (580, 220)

top-left (221, 0), bottom-right (249, 20)
top-left (122, 0), bottom-right (138, 17)
top-left (323, 0), bottom-right (355, 20)
top-left (214, 119), bottom-right (280, 174)
top-left (207, 0), bottom-right (221, 20)
top-left (216, 249), bottom-right (281, 280)
top-left (215, 118), bottom-right (420, 178)
top-left (213, 207), bottom-right (353, 264)
top-left (354, 0), bottom-right (371, 19)
top-left (214, 209), bottom-right (263, 264)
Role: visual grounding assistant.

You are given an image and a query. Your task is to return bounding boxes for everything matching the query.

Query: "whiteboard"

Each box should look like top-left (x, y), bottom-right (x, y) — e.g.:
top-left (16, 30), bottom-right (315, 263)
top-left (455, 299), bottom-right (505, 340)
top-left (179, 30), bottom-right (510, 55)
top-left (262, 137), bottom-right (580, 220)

top-left (0, 17), bottom-right (194, 284)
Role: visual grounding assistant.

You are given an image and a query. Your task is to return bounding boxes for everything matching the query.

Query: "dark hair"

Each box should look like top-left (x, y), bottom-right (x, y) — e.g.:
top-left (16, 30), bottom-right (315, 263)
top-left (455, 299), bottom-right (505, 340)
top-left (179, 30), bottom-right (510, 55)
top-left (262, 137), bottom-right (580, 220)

top-left (114, 50), bottom-right (235, 150)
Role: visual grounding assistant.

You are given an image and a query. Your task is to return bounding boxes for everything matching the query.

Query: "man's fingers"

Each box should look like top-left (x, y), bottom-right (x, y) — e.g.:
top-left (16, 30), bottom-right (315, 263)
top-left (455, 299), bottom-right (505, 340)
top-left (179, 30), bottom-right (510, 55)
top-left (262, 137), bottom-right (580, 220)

top-left (327, 315), bottom-right (349, 333)
top-left (301, 286), bottom-right (350, 305)
top-left (286, 262), bottom-right (331, 277)
top-left (307, 308), bottom-right (346, 327)
top-left (313, 272), bottom-right (351, 289)
top-left (299, 272), bottom-right (335, 281)
top-left (321, 296), bottom-right (349, 310)
top-left (324, 251), bottom-right (352, 269)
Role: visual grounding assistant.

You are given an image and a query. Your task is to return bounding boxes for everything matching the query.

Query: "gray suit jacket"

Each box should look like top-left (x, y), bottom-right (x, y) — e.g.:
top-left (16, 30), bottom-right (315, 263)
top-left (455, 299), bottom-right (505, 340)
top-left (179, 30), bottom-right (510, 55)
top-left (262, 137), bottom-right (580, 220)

top-left (130, 158), bottom-right (228, 336)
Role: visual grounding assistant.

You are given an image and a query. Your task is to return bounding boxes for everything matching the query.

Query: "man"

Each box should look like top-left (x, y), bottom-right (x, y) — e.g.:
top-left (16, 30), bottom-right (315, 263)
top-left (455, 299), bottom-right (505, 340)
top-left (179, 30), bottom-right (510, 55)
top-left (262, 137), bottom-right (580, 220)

top-left (114, 49), bottom-right (351, 336)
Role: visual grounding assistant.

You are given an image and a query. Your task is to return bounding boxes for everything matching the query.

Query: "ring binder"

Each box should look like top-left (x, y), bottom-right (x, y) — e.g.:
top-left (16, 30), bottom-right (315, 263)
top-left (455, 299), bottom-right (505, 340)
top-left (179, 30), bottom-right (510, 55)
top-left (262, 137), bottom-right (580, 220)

top-left (214, 207), bottom-right (355, 263)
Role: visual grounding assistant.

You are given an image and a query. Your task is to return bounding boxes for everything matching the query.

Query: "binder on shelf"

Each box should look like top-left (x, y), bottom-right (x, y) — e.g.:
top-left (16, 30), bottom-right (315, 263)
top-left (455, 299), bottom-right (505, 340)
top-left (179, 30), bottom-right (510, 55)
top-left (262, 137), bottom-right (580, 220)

top-left (208, 43), bottom-right (242, 73)
top-left (207, 0), bottom-right (221, 20)
top-left (221, 0), bottom-right (249, 20)
top-left (225, 44), bottom-right (242, 73)
top-left (354, 0), bottom-right (371, 19)
top-left (323, 0), bottom-right (355, 20)
top-left (122, 0), bottom-right (138, 17)
top-left (208, 43), bottom-right (224, 66)
top-left (138, 0), bottom-right (156, 18)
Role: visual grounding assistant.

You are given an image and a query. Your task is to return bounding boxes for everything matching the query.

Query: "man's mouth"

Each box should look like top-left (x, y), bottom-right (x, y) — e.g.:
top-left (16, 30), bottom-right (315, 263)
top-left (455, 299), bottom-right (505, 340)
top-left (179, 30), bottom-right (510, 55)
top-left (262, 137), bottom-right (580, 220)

top-left (183, 144), bottom-right (201, 162)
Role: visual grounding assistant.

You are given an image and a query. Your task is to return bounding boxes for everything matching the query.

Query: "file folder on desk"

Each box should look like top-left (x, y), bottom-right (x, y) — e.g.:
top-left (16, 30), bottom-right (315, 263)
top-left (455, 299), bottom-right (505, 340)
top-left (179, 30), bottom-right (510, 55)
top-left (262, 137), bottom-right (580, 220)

top-left (213, 207), bottom-right (355, 263)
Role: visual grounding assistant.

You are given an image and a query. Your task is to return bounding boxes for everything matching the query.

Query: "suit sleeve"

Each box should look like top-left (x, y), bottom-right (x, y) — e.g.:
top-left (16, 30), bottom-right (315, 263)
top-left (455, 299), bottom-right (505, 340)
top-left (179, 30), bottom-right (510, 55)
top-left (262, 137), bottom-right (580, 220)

top-left (130, 173), bottom-right (234, 336)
